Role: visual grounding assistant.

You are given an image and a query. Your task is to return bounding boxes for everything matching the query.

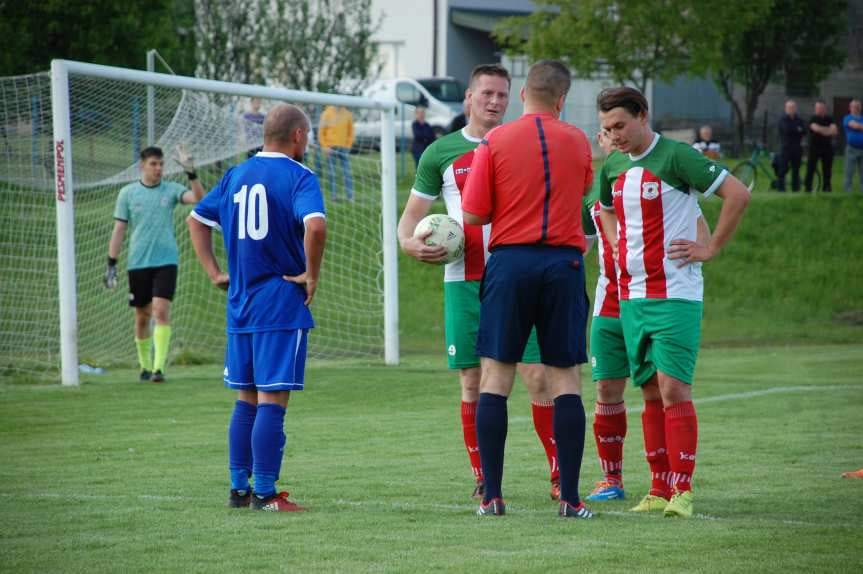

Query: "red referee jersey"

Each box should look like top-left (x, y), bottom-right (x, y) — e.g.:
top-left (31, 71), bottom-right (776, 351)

top-left (461, 113), bottom-right (592, 251)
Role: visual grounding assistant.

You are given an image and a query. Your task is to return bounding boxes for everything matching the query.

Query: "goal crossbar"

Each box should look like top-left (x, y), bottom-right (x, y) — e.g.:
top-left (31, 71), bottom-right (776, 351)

top-left (50, 59), bottom-right (399, 386)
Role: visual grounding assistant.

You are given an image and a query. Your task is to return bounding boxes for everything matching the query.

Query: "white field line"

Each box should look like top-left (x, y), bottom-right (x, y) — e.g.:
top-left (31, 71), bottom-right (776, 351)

top-left (510, 384), bottom-right (860, 424)
top-left (329, 498), bottom-right (834, 528)
top-left (20, 492), bottom-right (837, 528)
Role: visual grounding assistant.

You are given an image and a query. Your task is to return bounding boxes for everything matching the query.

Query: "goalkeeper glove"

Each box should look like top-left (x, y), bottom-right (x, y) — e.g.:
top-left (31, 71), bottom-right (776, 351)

top-left (103, 257), bottom-right (118, 290)
top-left (175, 144), bottom-right (196, 178)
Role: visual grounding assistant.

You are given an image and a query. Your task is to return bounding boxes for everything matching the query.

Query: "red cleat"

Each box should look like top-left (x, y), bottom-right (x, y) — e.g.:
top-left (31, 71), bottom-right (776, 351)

top-left (251, 491), bottom-right (306, 512)
top-left (842, 469), bottom-right (863, 478)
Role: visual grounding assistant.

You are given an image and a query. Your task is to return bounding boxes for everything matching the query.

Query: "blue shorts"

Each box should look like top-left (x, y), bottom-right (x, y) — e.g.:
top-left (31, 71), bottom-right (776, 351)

top-left (223, 329), bottom-right (309, 391)
top-left (476, 246), bottom-right (588, 367)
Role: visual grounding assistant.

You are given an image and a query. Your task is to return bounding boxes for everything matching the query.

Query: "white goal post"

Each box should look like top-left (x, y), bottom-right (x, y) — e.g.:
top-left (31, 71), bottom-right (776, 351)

top-left (50, 59), bottom-right (399, 386)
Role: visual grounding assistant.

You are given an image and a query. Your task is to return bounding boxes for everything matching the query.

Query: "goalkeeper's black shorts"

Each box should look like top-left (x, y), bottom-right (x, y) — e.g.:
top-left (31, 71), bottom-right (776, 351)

top-left (127, 264), bottom-right (178, 307)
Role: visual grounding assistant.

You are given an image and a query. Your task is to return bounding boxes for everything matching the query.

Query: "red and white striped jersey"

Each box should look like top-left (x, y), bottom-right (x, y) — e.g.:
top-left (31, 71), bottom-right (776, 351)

top-left (598, 134), bottom-right (727, 302)
top-left (411, 129), bottom-right (490, 282)
top-left (590, 200), bottom-right (621, 317)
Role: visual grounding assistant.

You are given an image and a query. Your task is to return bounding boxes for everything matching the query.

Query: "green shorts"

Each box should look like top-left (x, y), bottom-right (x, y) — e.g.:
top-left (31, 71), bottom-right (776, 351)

top-left (619, 299), bottom-right (703, 387)
top-left (444, 280), bottom-right (540, 369)
top-left (589, 315), bottom-right (630, 382)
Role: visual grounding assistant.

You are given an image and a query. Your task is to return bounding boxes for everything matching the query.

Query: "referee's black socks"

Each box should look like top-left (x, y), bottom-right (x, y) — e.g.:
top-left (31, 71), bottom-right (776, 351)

top-left (476, 392), bottom-right (508, 503)
top-left (554, 394), bottom-right (586, 505)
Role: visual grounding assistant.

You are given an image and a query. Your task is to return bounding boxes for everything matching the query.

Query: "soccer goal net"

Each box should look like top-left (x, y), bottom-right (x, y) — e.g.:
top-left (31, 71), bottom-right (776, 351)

top-left (0, 60), bottom-right (398, 385)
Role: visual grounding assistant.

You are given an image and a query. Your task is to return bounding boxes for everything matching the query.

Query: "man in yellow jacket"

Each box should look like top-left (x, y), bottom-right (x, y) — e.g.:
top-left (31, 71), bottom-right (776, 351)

top-left (319, 105), bottom-right (355, 201)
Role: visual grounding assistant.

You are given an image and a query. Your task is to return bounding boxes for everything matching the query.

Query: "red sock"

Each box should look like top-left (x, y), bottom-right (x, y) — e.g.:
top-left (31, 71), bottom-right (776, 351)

top-left (642, 399), bottom-right (671, 498)
top-left (665, 401), bottom-right (698, 493)
top-left (531, 401), bottom-right (559, 482)
top-left (460, 401), bottom-right (482, 481)
top-left (593, 401), bottom-right (626, 485)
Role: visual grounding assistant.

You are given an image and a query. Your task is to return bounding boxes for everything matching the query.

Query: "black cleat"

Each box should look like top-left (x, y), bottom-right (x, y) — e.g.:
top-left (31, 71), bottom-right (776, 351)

top-left (139, 369), bottom-right (152, 381)
top-left (229, 489), bottom-right (251, 508)
top-left (151, 370), bottom-right (165, 383)
top-left (559, 500), bottom-right (594, 519)
top-left (477, 497), bottom-right (506, 516)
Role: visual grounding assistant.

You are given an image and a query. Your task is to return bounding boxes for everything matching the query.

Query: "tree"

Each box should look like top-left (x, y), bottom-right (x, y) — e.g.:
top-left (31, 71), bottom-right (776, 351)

top-left (704, 0), bottom-right (847, 150)
top-left (494, 0), bottom-right (707, 94)
top-left (194, 0), bottom-right (382, 94)
top-left (0, 0), bottom-right (196, 76)
top-left (495, 0), bottom-right (848, 153)
top-left (193, 0), bottom-right (262, 84)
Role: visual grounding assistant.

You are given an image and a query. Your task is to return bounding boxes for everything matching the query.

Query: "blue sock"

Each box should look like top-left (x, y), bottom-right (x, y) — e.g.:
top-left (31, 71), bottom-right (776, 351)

top-left (228, 400), bottom-right (257, 492)
top-left (252, 403), bottom-right (287, 499)
top-left (554, 394), bottom-right (586, 505)
top-left (476, 392), bottom-right (508, 503)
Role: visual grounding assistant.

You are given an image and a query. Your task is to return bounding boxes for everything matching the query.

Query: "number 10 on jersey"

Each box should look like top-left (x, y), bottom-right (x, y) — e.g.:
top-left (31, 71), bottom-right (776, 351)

top-left (233, 184), bottom-right (269, 240)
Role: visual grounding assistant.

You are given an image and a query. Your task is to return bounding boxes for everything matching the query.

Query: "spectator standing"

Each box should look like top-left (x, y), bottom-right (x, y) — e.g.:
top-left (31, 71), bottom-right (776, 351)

top-left (777, 100), bottom-right (806, 192)
top-left (319, 105), bottom-right (355, 201)
top-left (806, 100), bottom-right (838, 192)
top-left (843, 98), bottom-right (863, 193)
top-left (411, 106), bottom-right (437, 168)
top-left (692, 125), bottom-right (721, 160)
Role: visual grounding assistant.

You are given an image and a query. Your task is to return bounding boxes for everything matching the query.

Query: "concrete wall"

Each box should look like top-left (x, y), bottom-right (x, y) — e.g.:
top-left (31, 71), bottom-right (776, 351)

top-left (446, 0), bottom-right (537, 84)
top-left (371, 0), bottom-right (536, 84)
top-left (652, 76), bottom-right (732, 129)
top-left (371, 0), bottom-right (438, 79)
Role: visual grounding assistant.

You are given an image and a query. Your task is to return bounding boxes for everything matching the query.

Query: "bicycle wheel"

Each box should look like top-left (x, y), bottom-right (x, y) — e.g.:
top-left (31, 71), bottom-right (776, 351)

top-left (732, 161), bottom-right (757, 191)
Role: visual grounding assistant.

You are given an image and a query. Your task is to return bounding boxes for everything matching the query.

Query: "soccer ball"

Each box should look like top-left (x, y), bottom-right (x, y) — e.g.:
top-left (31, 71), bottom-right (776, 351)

top-left (414, 214), bottom-right (465, 264)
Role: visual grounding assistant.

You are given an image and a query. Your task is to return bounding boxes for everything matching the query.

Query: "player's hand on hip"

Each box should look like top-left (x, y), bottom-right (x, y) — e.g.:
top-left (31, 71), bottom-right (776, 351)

top-left (667, 239), bottom-right (715, 267)
top-left (174, 144), bottom-right (195, 173)
top-left (211, 272), bottom-right (229, 291)
top-left (103, 264), bottom-right (118, 290)
top-left (283, 273), bottom-right (318, 305)
top-left (401, 231), bottom-right (448, 264)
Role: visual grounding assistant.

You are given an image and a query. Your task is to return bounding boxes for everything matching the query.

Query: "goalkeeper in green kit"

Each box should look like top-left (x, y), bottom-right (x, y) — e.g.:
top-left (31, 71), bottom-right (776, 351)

top-left (103, 145), bottom-right (204, 382)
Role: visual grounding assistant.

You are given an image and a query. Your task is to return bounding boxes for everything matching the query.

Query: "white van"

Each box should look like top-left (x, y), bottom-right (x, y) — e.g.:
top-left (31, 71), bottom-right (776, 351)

top-left (357, 77), bottom-right (466, 147)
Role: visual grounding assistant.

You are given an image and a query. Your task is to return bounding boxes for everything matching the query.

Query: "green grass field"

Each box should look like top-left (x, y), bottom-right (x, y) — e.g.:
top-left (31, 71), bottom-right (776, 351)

top-left (1, 345), bottom-right (861, 573)
top-left (2, 149), bottom-right (863, 572)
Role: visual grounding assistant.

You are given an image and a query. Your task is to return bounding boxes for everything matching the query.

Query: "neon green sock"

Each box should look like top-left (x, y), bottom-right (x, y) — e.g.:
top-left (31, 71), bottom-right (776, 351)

top-left (135, 337), bottom-right (153, 371)
top-left (153, 325), bottom-right (172, 372)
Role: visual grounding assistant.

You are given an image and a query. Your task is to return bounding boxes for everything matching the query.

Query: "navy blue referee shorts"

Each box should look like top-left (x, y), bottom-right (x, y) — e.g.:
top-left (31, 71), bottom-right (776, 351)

top-left (476, 245), bottom-right (588, 367)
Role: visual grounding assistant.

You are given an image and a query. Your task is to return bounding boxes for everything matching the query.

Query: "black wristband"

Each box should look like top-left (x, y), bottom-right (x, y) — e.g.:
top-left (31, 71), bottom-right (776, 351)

top-left (108, 257), bottom-right (117, 267)
top-left (186, 171), bottom-right (198, 180)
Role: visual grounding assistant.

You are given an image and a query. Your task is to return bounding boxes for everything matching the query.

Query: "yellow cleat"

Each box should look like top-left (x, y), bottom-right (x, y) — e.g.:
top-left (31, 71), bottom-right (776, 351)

top-left (663, 490), bottom-right (694, 518)
top-left (629, 494), bottom-right (668, 513)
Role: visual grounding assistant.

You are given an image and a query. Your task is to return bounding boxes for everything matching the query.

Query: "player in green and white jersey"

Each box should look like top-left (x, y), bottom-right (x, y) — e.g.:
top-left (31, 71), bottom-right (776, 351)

top-left (583, 129), bottom-right (714, 505)
top-left (596, 87), bottom-right (750, 517)
top-left (397, 64), bottom-right (561, 500)
top-left (104, 145), bottom-right (204, 383)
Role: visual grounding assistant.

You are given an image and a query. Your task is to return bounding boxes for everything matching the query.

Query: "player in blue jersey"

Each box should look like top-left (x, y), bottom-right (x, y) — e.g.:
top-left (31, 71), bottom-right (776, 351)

top-left (187, 103), bottom-right (327, 512)
top-left (104, 145), bottom-right (204, 383)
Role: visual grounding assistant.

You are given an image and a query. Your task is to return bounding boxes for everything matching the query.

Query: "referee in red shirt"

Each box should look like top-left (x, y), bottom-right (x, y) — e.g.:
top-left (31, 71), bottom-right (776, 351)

top-left (462, 60), bottom-right (594, 519)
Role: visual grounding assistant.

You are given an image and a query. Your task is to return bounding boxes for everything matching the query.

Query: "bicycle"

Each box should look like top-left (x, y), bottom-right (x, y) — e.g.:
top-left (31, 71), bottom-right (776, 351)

top-left (731, 143), bottom-right (821, 192)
